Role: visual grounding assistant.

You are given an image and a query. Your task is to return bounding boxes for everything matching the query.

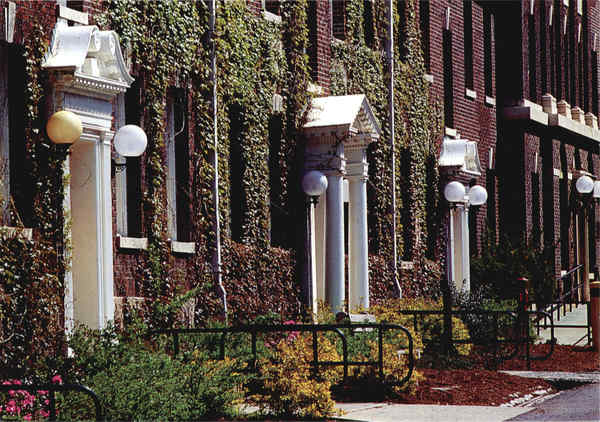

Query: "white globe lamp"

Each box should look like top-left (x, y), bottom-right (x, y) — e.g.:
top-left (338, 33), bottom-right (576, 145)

top-left (444, 181), bottom-right (466, 203)
top-left (575, 175), bottom-right (594, 194)
top-left (114, 125), bottom-right (148, 157)
top-left (467, 185), bottom-right (488, 206)
top-left (302, 170), bottom-right (328, 197)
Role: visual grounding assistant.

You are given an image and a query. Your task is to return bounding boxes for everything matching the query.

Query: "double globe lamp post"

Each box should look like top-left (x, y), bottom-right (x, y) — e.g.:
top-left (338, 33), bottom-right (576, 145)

top-left (443, 180), bottom-right (488, 295)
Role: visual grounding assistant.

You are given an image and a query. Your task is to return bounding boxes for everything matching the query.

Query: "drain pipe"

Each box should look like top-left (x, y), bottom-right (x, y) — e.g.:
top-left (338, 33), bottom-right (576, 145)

top-left (387, 0), bottom-right (401, 298)
top-left (209, 0), bottom-right (228, 324)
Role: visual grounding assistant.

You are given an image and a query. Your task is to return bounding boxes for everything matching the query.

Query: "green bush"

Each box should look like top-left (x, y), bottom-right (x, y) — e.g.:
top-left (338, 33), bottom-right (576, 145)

top-left (471, 234), bottom-right (555, 308)
top-left (58, 324), bottom-right (247, 421)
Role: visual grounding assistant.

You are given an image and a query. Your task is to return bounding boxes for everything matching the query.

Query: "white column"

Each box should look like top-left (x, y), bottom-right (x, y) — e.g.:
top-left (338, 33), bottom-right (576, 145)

top-left (99, 131), bottom-right (115, 327)
top-left (461, 205), bottom-right (470, 294)
top-left (315, 192), bottom-right (326, 305)
top-left (326, 171), bottom-right (345, 314)
top-left (348, 174), bottom-right (369, 311)
top-left (450, 204), bottom-right (470, 295)
top-left (309, 200), bottom-right (318, 315)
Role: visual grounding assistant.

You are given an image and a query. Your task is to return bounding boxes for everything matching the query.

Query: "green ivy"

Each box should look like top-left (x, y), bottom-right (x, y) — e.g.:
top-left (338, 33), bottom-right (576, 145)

top-left (101, 0), bottom-right (311, 325)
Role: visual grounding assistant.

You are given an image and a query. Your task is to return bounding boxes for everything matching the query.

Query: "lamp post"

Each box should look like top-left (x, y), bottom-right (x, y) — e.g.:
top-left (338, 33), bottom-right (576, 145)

top-left (575, 174), bottom-right (594, 302)
top-left (444, 181), bottom-right (488, 295)
top-left (302, 170), bottom-right (328, 316)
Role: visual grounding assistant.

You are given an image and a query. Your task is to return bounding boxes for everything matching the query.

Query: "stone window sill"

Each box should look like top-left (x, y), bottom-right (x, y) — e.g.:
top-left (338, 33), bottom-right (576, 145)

top-left (0, 226), bottom-right (33, 241)
top-left (444, 127), bottom-right (458, 138)
top-left (465, 87), bottom-right (477, 100)
top-left (171, 240), bottom-right (196, 255)
top-left (485, 96), bottom-right (496, 107)
top-left (262, 10), bottom-right (281, 24)
top-left (423, 74), bottom-right (434, 83)
top-left (117, 235), bottom-right (148, 250)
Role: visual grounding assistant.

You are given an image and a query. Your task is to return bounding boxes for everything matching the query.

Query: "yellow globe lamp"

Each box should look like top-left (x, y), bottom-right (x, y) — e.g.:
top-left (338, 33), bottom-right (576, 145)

top-left (46, 110), bottom-right (83, 144)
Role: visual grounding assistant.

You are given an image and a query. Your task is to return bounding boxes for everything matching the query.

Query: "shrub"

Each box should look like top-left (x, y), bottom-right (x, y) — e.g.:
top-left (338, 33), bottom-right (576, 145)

top-left (471, 234), bottom-right (555, 308)
top-left (252, 335), bottom-right (338, 419)
top-left (57, 324), bottom-right (246, 421)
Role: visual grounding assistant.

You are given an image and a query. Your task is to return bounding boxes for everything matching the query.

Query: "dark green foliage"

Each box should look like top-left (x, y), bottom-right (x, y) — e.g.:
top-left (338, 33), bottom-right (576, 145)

top-left (58, 324), bottom-right (246, 421)
top-left (471, 234), bottom-right (556, 308)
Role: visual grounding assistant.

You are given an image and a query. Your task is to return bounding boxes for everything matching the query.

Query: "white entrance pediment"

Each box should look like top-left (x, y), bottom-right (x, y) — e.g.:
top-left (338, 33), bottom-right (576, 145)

top-left (304, 95), bottom-right (381, 143)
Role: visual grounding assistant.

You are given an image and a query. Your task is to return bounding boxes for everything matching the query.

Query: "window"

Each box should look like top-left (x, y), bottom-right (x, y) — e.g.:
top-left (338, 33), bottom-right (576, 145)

top-left (443, 29), bottom-right (454, 127)
top-left (264, 0), bottom-right (280, 15)
top-left (463, 1), bottom-right (474, 90)
top-left (419, 0), bottom-right (431, 73)
top-left (331, 0), bottom-right (346, 40)
top-left (592, 50), bottom-right (598, 115)
top-left (554, 1), bottom-right (563, 99)
top-left (540, 4), bottom-right (548, 94)
top-left (528, 11), bottom-right (537, 101)
top-left (166, 89), bottom-right (190, 242)
top-left (0, 45), bottom-right (27, 227)
top-left (364, 0), bottom-right (375, 48)
top-left (484, 10), bottom-right (494, 98)
top-left (115, 78), bottom-right (143, 238)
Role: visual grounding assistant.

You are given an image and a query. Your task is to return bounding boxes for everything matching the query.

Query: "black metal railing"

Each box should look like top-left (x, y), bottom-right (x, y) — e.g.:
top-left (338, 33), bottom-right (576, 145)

top-left (530, 264), bottom-right (592, 345)
top-left (389, 309), bottom-right (555, 369)
top-left (150, 322), bottom-right (415, 387)
top-left (0, 383), bottom-right (103, 421)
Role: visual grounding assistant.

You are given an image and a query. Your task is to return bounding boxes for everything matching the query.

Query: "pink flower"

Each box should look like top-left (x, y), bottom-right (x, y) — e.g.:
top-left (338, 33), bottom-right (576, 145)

top-left (51, 375), bottom-right (62, 384)
top-left (23, 415), bottom-right (32, 421)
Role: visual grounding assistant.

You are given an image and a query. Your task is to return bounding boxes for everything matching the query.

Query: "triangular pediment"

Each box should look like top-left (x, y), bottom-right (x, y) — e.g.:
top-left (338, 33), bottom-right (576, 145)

top-left (303, 95), bottom-right (381, 143)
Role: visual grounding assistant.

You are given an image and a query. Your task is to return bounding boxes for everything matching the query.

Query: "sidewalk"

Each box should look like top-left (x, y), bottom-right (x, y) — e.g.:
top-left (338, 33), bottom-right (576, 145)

top-left (335, 403), bottom-right (531, 422)
top-left (536, 304), bottom-right (589, 346)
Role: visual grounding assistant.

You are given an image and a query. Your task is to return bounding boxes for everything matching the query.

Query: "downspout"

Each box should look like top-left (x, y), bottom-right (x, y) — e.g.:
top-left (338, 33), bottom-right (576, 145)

top-left (387, 0), bottom-right (401, 297)
top-left (209, 0), bottom-right (228, 324)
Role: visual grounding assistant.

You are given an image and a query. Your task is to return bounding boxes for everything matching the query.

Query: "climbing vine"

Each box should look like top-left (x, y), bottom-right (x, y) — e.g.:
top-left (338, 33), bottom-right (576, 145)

top-left (0, 23), bottom-right (69, 377)
top-left (100, 0), bottom-right (311, 324)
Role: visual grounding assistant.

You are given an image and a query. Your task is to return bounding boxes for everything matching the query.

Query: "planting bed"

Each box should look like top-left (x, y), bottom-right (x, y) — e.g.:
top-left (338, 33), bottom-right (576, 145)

top-left (335, 345), bottom-right (598, 406)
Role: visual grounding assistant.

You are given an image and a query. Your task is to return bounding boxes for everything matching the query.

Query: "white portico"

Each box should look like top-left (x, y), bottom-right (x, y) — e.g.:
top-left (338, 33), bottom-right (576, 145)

top-left (42, 22), bottom-right (134, 330)
top-left (303, 95), bottom-right (381, 313)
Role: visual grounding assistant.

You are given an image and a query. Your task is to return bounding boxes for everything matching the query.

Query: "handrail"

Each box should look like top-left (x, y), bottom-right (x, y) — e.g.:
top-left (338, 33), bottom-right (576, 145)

top-left (149, 322), bottom-right (415, 388)
top-left (0, 383), bottom-right (103, 421)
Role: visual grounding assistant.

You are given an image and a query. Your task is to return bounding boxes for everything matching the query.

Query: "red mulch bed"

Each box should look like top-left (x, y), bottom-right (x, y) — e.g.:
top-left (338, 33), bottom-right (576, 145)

top-left (494, 344), bottom-right (600, 372)
top-left (335, 345), bottom-right (599, 406)
top-left (396, 369), bottom-right (555, 406)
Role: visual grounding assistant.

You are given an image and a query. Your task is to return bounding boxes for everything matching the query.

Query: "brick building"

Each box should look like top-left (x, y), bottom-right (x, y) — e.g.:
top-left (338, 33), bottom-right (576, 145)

top-left (1, 0), bottom-right (600, 329)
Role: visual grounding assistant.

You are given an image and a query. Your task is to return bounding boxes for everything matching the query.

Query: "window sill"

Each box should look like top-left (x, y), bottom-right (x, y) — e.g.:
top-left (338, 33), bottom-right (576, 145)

top-left (117, 236), bottom-right (148, 250)
top-left (465, 87), bottom-right (477, 100)
top-left (485, 95), bottom-right (496, 107)
top-left (400, 261), bottom-right (414, 270)
top-left (423, 73), bottom-right (434, 83)
top-left (0, 226), bottom-right (33, 241)
top-left (171, 240), bottom-right (196, 255)
top-left (444, 127), bottom-right (458, 138)
top-left (262, 10), bottom-right (282, 24)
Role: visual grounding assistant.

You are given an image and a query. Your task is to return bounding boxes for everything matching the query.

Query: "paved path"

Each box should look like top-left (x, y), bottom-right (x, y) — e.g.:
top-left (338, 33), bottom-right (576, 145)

top-left (536, 304), bottom-right (589, 346)
top-left (335, 402), bottom-right (532, 422)
top-left (507, 382), bottom-right (600, 421)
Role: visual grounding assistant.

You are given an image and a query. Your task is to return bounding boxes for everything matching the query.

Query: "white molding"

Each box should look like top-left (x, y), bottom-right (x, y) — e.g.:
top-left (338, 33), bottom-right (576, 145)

top-left (554, 168), bottom-right (562, 178)
top-left (444, 127), bottom-right (458, 138)
top-left (423, 74), bottom-right (434, 83)
top-left (57, 5), bottom-right (88, 25)
top-left (117, 236), bottom-right (148, 250)
top-left (171, 240), bottom-right (196, 254)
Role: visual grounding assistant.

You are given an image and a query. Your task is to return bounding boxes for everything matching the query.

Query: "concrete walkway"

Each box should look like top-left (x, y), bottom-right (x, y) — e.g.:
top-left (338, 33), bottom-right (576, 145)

top-left (536, 304), bottom-right (590, 346)
top-left (335, 403), bottom-right (532, 422)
